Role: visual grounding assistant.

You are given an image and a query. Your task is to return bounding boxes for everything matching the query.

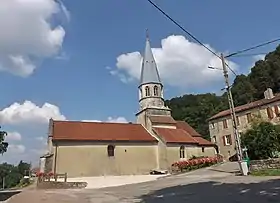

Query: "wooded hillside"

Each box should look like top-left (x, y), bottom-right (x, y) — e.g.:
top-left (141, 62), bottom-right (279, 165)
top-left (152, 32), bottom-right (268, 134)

top-left (165, 45), bottom-right (280, 139)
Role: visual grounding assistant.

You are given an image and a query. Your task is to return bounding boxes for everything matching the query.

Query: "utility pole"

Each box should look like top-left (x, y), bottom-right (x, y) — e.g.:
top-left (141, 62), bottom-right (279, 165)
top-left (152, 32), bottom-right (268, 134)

top-left (221, 53), bottom-right (248, 175)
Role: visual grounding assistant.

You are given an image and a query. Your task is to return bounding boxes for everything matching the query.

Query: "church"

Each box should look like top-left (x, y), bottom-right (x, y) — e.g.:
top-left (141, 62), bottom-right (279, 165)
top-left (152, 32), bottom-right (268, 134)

top-left (41, 33), bottom-right (216, 177)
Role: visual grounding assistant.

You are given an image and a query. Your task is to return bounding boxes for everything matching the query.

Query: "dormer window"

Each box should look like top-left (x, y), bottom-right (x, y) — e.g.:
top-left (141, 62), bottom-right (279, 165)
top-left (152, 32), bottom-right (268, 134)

top-left (145, 86), bottom-right (150, 96)
top-left (154, 86), bottom-right (159, 96)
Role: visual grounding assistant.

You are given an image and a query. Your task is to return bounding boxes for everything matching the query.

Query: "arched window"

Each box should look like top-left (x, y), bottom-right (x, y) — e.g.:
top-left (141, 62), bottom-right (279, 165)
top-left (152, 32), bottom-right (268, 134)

top-left (154, 86), bottom-right (159, 96)
top-left (145, 86), bottom-right (150, 96)
top-left (179, 146), bottom-right (185, 158)
top-left (107, 145), bottom-right (115, 157)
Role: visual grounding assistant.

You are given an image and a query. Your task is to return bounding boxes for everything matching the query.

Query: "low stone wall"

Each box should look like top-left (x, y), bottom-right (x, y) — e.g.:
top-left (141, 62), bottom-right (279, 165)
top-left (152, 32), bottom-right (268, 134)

top-left (37, 181), bottom-right (87, 189)
top-left (250, 158), bottom-right (280, 171)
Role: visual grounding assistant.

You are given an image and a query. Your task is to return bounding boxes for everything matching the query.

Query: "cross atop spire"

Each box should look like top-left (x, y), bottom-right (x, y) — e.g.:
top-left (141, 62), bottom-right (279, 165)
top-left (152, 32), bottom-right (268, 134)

top-left (140, 30), bottom-right (161, 86)
top-left (146, 28), bottom-right (149, 40)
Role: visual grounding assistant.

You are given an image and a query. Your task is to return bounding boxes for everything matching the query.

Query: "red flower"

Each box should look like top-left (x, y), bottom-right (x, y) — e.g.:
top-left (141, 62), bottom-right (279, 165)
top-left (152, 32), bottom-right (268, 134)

top-left (48, 172), bottom-right (54, 177)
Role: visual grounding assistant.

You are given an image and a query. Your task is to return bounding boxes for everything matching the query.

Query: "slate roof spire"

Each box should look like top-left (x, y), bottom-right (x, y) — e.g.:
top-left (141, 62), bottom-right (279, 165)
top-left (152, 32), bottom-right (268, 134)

top-left (140, 29), bottom-right (161, 85)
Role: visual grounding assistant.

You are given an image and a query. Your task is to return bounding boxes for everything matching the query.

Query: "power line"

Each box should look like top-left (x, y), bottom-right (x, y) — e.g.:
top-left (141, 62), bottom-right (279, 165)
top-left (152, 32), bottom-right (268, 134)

top-left (147, 0), bottom-right (239, 76)
top-left (146, 0), bottom-right (221, 59)
top-left (225, 38), bottom-right (280, 58)
top-left (228, 53), bottom-right (268, 58)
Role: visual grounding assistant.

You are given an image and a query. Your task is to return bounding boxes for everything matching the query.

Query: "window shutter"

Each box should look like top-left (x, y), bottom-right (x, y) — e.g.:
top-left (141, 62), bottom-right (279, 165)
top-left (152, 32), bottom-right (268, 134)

top-left (229, 135), bottom-right (233, 145)
top-left (222, 136), bottom-right (226, 146)
top-left (236, 116), bottom-right (240, 126)
top-left (267, 107), bottom-right (274, 119)
top-left (274, 106), bottom-right (279, 117)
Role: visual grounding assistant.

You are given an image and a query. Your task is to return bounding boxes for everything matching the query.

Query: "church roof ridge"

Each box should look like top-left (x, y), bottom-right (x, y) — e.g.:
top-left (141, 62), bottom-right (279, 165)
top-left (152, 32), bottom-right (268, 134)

top-left (51, 120), bottom-right (157, 142)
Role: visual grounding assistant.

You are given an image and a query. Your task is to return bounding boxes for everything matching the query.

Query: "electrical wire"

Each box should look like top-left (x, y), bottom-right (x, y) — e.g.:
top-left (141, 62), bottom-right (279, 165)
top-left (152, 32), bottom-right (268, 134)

top-left (147, 0), bottom-right (239, 76)
top-left (146, 0), bottom-right (221, 59)
top-left (146, 1), bottom-right (280, 123)
top-left (228, 53), bottom-right (268, 58)
top-left (225, 38), bottom-right (280, 58)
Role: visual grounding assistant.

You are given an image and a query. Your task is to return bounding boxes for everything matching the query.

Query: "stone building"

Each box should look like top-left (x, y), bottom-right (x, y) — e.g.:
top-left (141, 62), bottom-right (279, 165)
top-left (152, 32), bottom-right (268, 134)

top-left (41, 33), bottom-right (216, 177)
top-left (208, 88), bottom-right (280, 160)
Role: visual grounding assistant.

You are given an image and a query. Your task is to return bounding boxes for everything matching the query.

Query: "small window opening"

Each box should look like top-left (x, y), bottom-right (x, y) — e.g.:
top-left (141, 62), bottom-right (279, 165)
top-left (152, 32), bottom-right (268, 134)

top-left (107, 145), bottom-right (115, 157)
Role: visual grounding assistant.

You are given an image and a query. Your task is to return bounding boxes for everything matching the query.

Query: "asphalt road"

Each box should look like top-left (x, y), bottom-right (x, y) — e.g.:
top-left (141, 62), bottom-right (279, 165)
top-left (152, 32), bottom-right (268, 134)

top-left (6, 163), bottom-right (280, 203)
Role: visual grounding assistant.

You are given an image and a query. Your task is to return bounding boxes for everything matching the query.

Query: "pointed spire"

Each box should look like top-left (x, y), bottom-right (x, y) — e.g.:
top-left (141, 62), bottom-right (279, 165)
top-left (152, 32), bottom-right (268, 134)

top-left (140, 30), bottom-right (161, 85)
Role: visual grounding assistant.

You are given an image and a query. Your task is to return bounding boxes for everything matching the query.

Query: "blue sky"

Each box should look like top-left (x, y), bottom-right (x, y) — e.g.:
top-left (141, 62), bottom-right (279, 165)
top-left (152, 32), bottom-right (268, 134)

top-left (0, 0), bottom-right (279, 165)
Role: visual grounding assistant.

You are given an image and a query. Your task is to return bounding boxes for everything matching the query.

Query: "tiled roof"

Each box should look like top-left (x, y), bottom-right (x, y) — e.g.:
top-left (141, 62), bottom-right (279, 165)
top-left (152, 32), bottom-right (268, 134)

top-left (175, 121), bottom-right (214, 146)
top-left (153, 127), bottom-right (198, 144)
top-left (209, 94), bottom-right (280, 121)
top-left (176, 121), bottom-right (201, 137)
top-left (193, 136), bottom-right (215, 146)
top-left (149, 115), bottom-right (176, 124)
top-left (52, 120), bottom-right (157, 142)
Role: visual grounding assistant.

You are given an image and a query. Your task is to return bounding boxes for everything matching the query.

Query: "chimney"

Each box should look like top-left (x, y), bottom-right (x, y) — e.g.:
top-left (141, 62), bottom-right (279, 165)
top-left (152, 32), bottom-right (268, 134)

top-left (264, 88), bottom-right (274, 99)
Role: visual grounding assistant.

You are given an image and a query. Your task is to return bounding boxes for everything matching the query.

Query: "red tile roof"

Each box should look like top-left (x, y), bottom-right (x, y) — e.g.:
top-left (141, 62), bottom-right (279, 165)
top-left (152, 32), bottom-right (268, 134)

top-left (176, 121), bottom-right (201, 137)
top-left (149, 116), bottom-right (176, 124)
top-left (193, 136), bottom-right (215, 146)
top-left (153, 127), bottom-right (198, 144)
top-left (51, 120), bottom-right (157, 142)
top-left (209, 94), bottom-right (280, 121)
top-left (175, 121), bottom-right (214, 146)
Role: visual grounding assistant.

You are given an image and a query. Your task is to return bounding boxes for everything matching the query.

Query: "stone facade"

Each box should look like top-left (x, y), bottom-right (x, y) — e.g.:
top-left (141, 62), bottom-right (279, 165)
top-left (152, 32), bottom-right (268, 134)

top-left (250, 158), bottom-right (280, 171)
top-left (209, 88), bottom-right (280, 160)
top-left (37, 181), bottom-right (87, 190)
top-left (52, 142), bottom-right (159, 177)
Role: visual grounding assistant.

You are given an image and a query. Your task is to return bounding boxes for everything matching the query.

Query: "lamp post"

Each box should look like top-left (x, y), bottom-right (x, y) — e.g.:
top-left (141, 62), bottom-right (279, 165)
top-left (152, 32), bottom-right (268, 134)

top-left (208, 53), bottom-right (249, 176)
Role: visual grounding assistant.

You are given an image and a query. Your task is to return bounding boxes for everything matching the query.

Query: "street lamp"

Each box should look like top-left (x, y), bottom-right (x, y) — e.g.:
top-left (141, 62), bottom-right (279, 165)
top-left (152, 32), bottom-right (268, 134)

top-left (208, 54), bottom-right (249, 176)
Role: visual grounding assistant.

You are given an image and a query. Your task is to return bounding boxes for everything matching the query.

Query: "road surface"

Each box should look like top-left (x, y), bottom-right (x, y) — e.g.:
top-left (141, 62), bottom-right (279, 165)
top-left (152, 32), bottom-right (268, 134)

top-left (6, 162), bottom-right (280, 203)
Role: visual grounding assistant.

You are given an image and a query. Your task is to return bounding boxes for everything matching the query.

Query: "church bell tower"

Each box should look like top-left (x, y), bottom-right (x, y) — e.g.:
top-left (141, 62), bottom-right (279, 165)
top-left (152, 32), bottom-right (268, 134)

top-left (136, 30), bottom-right (171, 127)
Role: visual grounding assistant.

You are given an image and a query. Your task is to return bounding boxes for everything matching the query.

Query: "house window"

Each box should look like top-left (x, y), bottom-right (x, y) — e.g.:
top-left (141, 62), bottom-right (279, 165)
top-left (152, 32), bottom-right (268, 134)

top-left (246, 113), bottom-right (252, 123)
top-left (267, 107), bottom-right (274, 119)
top-left (236, 116), bottom-right (240, 126)
top-left (275, 106), bottom-right (280, 117)
top-left (202, 147), bottom-right (205, 153)
top-left (145, 86), bottom-right (150, 97)
top-left (107, 145), bottom-right (115, 157)
top-left (210, 122), bottom-right (215, 129)
top-left (223, 119), bottom-right (228, 129)
top-left (154, 86), bottom-right (159, 96)
top-left (179, 146), bottom-right (185, 158)
top-left (212, 136), bottom-right (217, 143)
top-left (223, 135), bottom-right (232, 146)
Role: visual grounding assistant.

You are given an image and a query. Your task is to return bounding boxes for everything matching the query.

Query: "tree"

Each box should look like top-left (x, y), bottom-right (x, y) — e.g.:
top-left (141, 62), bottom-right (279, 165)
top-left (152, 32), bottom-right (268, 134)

top-left (231, 74), bottom-right (256, 106)
top-left (17, 161), bottom-right (31, 176)
top-left (241, 122), bottom-right (280, 160)
top-left (165, 93), bottom-right (228, 139)
top-left (0, 126), bottom-right (8, 155)
top-left (166, 44), bottom-right (280, 140)
top-left (0, 161), bottom-right (31, 189)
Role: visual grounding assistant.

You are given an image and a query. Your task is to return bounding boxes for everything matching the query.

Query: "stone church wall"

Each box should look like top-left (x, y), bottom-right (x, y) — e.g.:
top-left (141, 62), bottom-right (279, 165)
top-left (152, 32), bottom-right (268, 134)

top-left (53, 141), bottom-right (158, 177)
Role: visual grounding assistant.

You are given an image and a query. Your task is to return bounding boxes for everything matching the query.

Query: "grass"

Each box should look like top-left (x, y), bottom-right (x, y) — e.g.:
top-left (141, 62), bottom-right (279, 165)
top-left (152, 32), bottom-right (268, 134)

top-left (251, 169), bottom-right (280, 176)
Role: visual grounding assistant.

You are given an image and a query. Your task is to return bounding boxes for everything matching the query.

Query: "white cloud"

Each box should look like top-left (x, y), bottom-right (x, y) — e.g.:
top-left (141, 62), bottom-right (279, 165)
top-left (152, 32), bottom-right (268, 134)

top-left (0, 100), bottom-right (66, 125)
top-left (30, 148), bottom-right (48, 156)
top-left (35, 136), bottom-right (47, 146)
top-left (107, 116), bottom-right (128, 123)
top-left (253, 54), bottom-right (265, 61)
top-left (82, 116), bottom-right (128, 123)
top-left (6, 131), bottom-right (22, 141)
top-left (7, 144), bottom-right (26, 154)
top-left (112, 35), bottom-right (238, 88)
top-left (0, 0), bottom-right (68, 76)
top-left (35, 136), bottom-right (45, 141)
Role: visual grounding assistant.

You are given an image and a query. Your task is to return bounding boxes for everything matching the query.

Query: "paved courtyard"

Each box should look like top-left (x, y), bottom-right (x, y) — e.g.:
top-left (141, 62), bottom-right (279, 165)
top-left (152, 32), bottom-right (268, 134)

top-left (6, 162), bottom-right (280, 203)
